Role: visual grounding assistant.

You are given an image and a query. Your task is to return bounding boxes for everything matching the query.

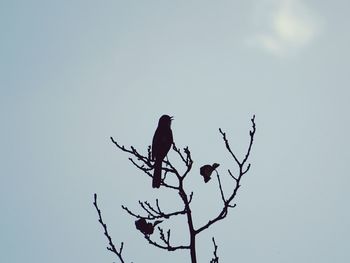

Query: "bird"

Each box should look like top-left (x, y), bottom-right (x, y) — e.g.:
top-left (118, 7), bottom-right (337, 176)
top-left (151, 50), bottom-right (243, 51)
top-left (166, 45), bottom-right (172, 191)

top-left (200, 163), bottom-right (220, 183)
top-left (152, 115), bottom-right (173, 188)
top-left (135, 218), bottom-right (162, 236)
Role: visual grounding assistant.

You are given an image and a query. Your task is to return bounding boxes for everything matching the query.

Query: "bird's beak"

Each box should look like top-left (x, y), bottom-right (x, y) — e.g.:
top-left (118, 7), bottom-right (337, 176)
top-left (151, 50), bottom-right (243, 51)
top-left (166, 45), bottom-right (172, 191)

top-left (170, 116), bottom-right (174, 120)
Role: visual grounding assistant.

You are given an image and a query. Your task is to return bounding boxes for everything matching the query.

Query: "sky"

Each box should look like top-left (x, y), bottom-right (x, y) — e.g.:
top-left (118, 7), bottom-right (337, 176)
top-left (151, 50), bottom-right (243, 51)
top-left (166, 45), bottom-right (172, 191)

top-left (1, 0), bottom-right (350, 262)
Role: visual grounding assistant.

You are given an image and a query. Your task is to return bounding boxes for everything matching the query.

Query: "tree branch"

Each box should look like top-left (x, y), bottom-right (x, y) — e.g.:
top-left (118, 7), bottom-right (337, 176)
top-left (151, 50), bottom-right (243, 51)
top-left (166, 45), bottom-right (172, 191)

top-left (215, 171), bottom-right (226, 204)
top-left (172, 143), bottom-right (193, 179)
top-left (210, 237), bottom-right (219, 263)
top-left (93, 193), bottom-right (127, 263)
top-left (196, 115), bottom-right (256, 234)
top-left (242, 115), bottom-right (256, 167)
top-left (121, 199), bottom-right (186, 220)
top-left (142, 227), bottom-right (190, 251)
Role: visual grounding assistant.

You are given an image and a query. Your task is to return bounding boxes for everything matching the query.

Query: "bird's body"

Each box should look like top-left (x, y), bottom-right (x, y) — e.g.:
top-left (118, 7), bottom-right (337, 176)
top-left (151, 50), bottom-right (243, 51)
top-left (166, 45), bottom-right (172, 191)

top-left (135, 218), bottom-right (163, 236)
top-left (135, 218), bottom-right (154, 235)
top-left (152, 115), bottom-right (173, 188)
top-left (200, 163), bottom-right (220, 183)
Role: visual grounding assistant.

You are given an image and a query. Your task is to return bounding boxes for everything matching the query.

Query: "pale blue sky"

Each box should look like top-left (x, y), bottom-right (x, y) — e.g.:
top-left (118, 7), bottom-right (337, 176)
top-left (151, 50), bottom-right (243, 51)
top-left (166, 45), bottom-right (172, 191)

top-left (1, 0), bottom-right (349, 262)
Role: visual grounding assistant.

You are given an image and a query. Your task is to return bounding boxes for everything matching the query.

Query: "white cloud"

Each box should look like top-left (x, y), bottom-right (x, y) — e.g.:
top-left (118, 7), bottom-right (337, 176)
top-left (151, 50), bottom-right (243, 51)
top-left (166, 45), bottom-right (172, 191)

top-left (248, 0), bottom-right (322, 56)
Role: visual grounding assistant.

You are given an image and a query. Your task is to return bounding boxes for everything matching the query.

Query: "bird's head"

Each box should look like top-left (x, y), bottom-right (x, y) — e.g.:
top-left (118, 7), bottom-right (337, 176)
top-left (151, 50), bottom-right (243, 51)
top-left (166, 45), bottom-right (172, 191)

top-left (158, 114), bottom-right (173, 127)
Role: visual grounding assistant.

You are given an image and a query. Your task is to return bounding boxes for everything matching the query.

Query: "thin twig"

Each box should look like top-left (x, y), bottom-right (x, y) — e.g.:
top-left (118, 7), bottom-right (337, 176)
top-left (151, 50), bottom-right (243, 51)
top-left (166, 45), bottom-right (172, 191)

top-left (242, 115), bottom-right (256, 166)
top-left (93, 193), bottom-right (127, 263)
top-left (218, 129), bottom-right (240, 166)
top-left (215, 171), bottom-right (226, 204)
top-left (210, 237), bottom-right (219, 263)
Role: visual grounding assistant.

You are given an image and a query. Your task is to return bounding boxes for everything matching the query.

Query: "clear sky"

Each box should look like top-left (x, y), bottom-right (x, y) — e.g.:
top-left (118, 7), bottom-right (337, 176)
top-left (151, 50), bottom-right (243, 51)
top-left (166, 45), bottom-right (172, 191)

top-left (1, 0), bottom-right (349, 262)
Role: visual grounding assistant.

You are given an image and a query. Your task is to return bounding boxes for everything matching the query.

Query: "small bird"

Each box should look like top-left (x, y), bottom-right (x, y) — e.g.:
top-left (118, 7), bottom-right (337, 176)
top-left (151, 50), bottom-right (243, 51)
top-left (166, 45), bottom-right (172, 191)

top-left (200, 163), bottom-right (220, 183)
top-left (135, 218), bottom-right (162, 236)
top-left (152, 115), bottom-right (173, 188)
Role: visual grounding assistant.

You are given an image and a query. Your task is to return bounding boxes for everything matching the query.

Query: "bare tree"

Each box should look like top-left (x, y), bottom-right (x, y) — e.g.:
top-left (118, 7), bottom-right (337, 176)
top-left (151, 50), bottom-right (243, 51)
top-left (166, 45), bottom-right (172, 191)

top-left (94, 115), bottom-right (256, 262)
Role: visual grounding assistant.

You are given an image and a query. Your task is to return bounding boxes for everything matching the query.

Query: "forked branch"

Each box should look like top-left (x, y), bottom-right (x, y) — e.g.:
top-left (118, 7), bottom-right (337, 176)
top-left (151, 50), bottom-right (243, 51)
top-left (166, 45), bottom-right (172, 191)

top-left (196, 115), bottom-right (256, 234)
top-left (93, 193), bottom-right (128, 263)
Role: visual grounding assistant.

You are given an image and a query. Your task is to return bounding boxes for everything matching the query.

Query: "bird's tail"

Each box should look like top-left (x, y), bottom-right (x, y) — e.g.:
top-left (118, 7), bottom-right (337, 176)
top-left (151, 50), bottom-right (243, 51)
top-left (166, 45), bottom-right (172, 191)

top-left (152, 160), bottom-right (162, 188)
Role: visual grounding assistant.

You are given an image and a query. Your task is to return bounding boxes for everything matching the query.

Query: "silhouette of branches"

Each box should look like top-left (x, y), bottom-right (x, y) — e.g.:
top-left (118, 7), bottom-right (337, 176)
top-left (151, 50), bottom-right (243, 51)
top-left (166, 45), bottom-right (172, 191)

top-left (93, 193), bottom-right (128, 263)
top-left (210, 237), bottom-right (219, 263)
top-left (143, 226), bottom-right (190, 251)
top-left (105, 139), bottom-right (196, 256)
top-left (122, 199), bottom-right (186, 220)
top-left (195, 115), bottom-right (256, 234)
top-left (95, 115), bottom-right (256, 263)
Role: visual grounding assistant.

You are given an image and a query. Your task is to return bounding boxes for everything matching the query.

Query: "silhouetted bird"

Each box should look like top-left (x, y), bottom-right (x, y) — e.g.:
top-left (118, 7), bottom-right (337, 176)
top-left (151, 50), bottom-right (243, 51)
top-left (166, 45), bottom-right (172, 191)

top-left (200, 163), bottom-right (220, 183)
top-left (152, 115), bottom-right (173, 188)
top-left (135, 218), bottom-right (162, 236)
